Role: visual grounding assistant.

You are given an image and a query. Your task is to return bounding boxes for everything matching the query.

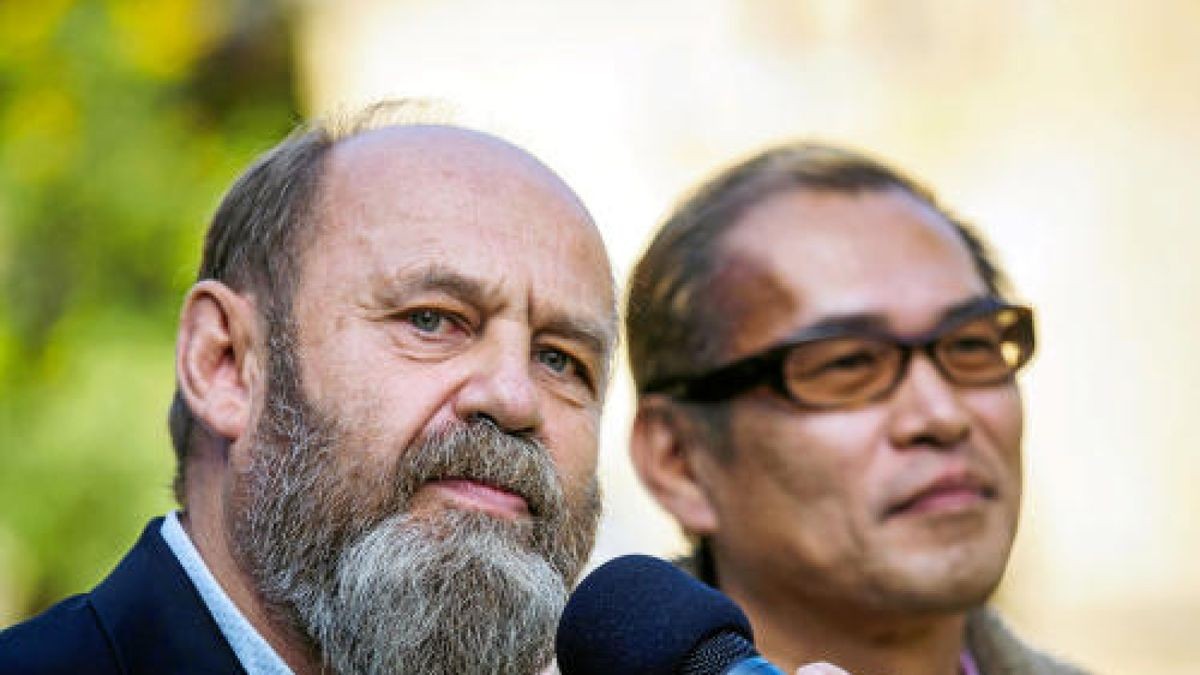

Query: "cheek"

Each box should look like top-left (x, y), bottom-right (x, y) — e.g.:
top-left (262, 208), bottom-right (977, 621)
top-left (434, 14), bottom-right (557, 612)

top-left (543, 407), bottom-right (601, 485)
top-left (961, 385), bottom-right (1025, 532)
top-left (756, 408), bottom-right (888, 499)
top-left (725, 407), bottom-right (885, 525)
top-left (967, 386), bottom-right (1024, 471)
top-left (296, 328), bottom-right (375, 410)
top-left (707, 412), bottom-right (887, 576)
top-left (302, 354), bottom-right (466, 461)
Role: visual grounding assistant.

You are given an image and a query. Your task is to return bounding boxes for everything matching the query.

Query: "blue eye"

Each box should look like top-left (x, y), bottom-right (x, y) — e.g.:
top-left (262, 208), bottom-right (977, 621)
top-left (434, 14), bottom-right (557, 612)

top-left (391, 307), bottom-right (472, 352)
top-left (408, 309), bottom-right (446, 333)
top-left (537, 348), bottom-right (572, 373)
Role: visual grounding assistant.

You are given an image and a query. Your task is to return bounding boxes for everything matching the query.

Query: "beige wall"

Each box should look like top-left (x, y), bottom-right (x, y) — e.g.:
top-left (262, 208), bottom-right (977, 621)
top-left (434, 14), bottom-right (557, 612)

top-left (298, 2), bottom-right (1200, 671)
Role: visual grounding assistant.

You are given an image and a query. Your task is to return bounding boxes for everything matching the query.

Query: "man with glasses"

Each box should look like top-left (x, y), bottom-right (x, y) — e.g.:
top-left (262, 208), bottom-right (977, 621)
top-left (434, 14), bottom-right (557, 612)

top-left (626, 143), bottom-right (1084, 674)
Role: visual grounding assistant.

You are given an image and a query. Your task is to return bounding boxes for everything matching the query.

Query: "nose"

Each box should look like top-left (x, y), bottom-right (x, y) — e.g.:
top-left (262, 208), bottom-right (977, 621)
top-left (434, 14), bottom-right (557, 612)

top-left (453, 331), bottom-right (544, 436)
top-left (887, 353), bottom-right (970, 450)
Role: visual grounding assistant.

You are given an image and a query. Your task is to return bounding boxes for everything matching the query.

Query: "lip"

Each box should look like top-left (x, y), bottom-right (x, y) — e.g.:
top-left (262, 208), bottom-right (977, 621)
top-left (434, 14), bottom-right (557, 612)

top-left (420, 478), bottom-right (531, 520)
top-left (885, 470), bottom-right (996, 518)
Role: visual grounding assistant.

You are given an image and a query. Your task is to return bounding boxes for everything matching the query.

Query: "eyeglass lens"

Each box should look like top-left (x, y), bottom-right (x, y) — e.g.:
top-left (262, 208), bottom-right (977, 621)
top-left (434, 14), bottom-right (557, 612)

top-left (780, 308), bottom-right (1032, 408)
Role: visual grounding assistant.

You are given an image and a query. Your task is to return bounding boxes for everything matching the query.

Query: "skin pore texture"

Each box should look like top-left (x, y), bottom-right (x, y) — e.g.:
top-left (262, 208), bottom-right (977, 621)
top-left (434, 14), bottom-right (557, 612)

top-left (635, 188), bottom-right (1023, 675)
top-left (175, 126), bottom-right (615, 674)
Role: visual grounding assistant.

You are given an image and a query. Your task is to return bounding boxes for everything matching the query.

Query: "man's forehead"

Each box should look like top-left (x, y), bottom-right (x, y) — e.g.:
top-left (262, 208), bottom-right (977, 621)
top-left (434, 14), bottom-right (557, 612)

top-left (295, 123), bottom-right (616, 348)
top-left (317, 124), bottom-right (597, 241)
top-left (708, 187), bottom-right (987, 353)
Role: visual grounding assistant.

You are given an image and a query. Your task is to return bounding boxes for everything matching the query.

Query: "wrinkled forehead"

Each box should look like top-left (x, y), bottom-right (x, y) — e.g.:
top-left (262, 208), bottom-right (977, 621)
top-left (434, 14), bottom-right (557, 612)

top-left (298, 124), bottom-right (616, 340)
top-left (706, 188), bottom-right (986, 357)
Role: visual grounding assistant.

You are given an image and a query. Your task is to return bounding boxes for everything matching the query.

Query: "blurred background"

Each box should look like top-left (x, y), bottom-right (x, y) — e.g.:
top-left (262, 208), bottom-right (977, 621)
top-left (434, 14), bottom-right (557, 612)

top-left (1, 1), bottom-right (1197, 672)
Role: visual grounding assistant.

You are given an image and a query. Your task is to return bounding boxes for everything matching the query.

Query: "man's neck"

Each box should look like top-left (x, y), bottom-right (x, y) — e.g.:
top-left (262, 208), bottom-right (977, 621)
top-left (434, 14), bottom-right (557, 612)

top-left (723, 578), bottom-right (968, 675)
top-left (181, 482), bottom-right (322, 675)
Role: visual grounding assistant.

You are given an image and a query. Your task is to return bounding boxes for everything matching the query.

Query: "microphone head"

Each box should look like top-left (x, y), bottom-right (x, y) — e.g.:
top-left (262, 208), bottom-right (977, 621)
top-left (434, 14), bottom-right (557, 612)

top-left (556, 554), bottom-right (755, 675)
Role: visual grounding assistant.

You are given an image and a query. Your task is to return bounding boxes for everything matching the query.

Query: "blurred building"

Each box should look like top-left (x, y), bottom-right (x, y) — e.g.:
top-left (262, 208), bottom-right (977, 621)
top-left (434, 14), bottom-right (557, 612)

top-left (2, 1), bottom-right (1196, 672)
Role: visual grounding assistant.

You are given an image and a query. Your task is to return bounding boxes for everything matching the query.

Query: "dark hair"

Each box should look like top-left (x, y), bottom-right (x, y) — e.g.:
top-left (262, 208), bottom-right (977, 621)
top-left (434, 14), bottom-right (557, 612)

top-left (625, 141), bottom-right (1008, 396)
top-left (167, 101), bottom-right (449, 502)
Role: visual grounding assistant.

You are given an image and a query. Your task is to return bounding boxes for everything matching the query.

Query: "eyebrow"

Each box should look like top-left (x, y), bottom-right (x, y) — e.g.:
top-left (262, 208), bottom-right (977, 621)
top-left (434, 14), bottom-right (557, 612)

top-left (373, 265), bottom-right (497, 308)
top-left (540, 313), bottom-right (617, 366)
top-left (790, 294), bottom-right (997, 338)
top-left (375, 264), bottom-right (617, 359)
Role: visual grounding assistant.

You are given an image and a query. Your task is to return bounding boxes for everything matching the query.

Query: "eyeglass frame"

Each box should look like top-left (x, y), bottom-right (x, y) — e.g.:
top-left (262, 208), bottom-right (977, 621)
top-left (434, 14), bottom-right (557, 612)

top-left (642, 297), bottom-right (1035, 409)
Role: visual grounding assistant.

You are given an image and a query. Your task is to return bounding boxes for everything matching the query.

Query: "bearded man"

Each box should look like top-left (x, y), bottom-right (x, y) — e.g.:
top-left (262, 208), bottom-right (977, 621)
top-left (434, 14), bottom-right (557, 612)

top-left (0, 104), bottom-right (616, 675)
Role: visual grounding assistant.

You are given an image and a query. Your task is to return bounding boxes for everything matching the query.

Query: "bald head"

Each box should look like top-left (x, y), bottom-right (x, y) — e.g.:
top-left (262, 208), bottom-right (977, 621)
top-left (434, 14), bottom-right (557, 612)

top-left (313, 125), bottom-right (607, 288)
top-left (331, 125), bottom-right (592, 220)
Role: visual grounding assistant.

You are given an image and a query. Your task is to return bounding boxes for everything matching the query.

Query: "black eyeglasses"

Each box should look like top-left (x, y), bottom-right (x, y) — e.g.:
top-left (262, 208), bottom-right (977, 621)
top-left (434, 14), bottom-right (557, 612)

top-left (644, 300), bottom-right (1035, 409)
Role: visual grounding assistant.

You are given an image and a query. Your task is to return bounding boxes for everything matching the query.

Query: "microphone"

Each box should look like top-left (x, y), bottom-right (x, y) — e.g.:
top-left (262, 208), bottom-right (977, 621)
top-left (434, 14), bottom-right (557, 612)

top-left (556, 554), bottom-right (785, 675)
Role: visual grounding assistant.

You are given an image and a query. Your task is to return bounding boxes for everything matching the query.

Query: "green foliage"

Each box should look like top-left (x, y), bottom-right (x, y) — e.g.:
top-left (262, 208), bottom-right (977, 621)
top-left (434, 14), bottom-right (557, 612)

top-left (0, 0), bottom-right (299, 621)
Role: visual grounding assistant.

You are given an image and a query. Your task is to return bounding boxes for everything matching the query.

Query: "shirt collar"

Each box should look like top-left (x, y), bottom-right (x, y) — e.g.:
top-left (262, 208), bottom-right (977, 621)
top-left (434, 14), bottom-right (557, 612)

top-left (161, 510), bottom-right (295, 675)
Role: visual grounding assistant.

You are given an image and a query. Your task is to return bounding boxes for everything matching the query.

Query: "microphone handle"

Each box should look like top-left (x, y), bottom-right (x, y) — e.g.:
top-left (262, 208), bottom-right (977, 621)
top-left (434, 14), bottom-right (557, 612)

top-left (726, 656), bottom-right (786, 675)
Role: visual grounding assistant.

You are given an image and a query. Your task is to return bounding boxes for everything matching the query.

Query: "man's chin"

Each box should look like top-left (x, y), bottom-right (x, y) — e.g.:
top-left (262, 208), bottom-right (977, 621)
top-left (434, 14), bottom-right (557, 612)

top-left (873, 558), bottom-right (1006, 615)
top-left (865, 524), bottom-right (1014, 611)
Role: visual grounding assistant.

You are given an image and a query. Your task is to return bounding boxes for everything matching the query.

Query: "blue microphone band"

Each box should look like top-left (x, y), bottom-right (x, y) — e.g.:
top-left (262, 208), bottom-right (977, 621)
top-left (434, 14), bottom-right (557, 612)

top-left (725, 656), bottom-right (786, 675)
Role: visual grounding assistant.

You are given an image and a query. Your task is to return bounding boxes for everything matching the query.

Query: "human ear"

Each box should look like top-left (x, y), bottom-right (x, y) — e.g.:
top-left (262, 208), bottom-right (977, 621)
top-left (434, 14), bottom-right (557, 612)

top-left (629, 395), bottom-right (719, 535)
top-left (175, 280), bottom-right (263, 445)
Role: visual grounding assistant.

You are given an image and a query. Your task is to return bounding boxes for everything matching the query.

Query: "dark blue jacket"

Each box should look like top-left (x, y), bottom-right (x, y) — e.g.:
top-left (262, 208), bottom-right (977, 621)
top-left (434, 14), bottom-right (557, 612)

top-left (0, 518), bottom-right (246, 674)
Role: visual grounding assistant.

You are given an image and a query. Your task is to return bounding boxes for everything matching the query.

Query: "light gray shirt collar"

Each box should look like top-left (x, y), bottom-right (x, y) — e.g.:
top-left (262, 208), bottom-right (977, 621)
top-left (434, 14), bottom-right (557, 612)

top-left (161, 510), bottom-right (294, 675)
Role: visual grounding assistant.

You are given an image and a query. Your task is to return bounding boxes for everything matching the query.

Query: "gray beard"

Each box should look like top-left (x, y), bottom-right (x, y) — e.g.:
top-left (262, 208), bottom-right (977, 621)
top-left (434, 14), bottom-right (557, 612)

top-left (228, 328), bottom-right (601, 674)
top-left (319, 509), bottom-right (568, 674)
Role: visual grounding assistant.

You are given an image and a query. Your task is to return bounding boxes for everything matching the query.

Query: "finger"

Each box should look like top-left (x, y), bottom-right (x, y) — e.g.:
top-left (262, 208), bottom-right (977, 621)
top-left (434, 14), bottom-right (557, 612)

top-left (795, 662), bottom-right (852, 675)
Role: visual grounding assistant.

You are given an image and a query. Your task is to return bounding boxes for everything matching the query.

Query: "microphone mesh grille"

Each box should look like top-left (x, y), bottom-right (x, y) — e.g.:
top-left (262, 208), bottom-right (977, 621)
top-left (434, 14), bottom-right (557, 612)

top-left (678, 630), bottom-right (759, 675)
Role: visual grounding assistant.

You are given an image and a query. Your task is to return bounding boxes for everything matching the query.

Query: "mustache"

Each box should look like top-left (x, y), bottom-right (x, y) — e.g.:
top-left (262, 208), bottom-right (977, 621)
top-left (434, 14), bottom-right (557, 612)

top-left (390, 418), bottom-right (566, 524)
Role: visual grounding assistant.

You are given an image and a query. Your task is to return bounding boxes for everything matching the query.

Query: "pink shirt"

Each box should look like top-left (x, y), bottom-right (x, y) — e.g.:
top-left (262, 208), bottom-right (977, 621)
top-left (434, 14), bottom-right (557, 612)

top-left (960, 649), bottom-right (981, 675)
